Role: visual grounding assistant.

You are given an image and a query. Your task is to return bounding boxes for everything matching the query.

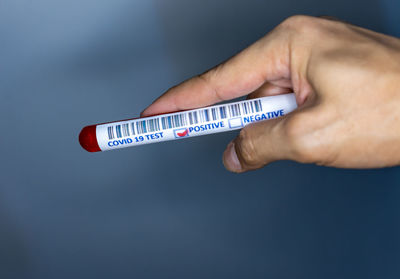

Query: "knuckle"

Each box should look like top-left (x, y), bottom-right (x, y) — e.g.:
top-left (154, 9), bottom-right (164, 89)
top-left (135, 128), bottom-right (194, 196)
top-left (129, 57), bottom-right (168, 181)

top-left (236, 128), bottom-right (259, 166)
top-left (281, 15), bottom-right (309, 25)
top-left (280, 15), bottom-right (325, 37)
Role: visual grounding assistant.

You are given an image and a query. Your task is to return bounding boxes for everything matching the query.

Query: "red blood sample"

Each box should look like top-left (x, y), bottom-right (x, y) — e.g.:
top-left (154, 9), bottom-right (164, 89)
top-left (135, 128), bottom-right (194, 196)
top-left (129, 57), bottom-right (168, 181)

top-left (79, 125), bottom-right (101, 152)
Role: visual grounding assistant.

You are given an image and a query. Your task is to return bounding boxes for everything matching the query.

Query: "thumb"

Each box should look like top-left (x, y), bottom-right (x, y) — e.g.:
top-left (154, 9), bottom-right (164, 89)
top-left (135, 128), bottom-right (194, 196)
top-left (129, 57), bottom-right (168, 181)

top-left (222, 114), bottom-right (300, 172)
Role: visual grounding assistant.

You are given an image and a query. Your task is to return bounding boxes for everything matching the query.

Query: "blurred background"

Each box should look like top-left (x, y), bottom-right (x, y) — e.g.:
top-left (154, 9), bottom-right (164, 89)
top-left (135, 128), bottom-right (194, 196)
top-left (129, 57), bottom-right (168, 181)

top-left (1, 0), bottom-right (400, 278)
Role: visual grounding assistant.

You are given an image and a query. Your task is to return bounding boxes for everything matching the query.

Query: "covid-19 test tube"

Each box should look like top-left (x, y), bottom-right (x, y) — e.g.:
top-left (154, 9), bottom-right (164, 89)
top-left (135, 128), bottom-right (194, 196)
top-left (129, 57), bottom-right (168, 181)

top-left (79, 93), bottom-right (298, 152)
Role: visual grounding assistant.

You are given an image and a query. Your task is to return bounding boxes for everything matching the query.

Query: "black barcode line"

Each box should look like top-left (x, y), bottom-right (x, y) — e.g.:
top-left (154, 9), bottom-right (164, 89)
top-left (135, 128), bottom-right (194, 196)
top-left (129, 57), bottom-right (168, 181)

top-left (228, 103), bottom-right (240, 117)
top-left (161, 113), bottom-right (188, 130)
top-left (108, 126), bottom-right (114, 140)
top-left (136, 118), bottom-right (161, 135)
top-left (108, 124), bottom-right (131, 139)
top-left (106, 99), bottom-right (263, 140)
top-left (220, 106), bottom-right (227, 119)
top-left (122, 123), bottom-right (130, 137)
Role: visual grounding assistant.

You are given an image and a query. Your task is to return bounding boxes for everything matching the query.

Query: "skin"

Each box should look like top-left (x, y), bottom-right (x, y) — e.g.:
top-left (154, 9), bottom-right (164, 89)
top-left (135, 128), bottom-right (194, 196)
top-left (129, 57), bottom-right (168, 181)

top-left (141, 15), bottom-right (400, 173)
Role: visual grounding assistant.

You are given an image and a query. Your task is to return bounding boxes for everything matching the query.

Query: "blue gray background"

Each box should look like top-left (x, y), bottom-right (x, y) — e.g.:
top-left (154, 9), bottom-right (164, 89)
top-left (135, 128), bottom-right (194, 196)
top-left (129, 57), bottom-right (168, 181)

top-left (1, 0), bottom-right (400, 278)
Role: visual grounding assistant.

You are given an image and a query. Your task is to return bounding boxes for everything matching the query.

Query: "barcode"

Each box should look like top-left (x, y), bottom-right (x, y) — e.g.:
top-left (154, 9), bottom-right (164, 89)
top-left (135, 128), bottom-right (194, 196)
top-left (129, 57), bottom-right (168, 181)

top-left (108, 123), bottom-right (130, 140)
top-left (136, 118), bottom-right (160, 134)
top-left (106, 99), bottom-right (262, 140)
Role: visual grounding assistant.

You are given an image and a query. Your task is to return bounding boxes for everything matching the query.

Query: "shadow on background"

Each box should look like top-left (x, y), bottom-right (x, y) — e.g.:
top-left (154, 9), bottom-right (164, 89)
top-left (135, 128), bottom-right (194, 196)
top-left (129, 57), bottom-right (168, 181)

top-left (0, 200), bottom-right (29, 278)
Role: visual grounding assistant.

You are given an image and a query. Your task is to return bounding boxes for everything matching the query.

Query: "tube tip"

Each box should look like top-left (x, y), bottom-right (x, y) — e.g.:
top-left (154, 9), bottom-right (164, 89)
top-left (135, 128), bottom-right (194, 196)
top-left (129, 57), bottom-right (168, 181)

top-left (79, 125), bottom-right (101, 152)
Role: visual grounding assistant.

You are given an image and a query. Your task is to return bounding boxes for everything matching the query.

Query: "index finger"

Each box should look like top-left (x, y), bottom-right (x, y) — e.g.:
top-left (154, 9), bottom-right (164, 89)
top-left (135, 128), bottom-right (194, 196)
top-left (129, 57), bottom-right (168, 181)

top-left (141, 24), bottom-right (291, 117)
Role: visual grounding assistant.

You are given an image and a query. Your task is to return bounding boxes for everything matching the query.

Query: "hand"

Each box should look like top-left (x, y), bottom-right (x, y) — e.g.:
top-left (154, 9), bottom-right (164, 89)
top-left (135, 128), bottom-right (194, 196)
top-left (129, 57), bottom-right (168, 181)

top-left (141, 15), bottom-right (400, 172)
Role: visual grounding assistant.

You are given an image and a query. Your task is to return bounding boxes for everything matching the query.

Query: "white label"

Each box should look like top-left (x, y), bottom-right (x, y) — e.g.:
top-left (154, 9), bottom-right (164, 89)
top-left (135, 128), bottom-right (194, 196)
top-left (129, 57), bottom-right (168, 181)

top-left (96, 93), bottom-right (298, 151)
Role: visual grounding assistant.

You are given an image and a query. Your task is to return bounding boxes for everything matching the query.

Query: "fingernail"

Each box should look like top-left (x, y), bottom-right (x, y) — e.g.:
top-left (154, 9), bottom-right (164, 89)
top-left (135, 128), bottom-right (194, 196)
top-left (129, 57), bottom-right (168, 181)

top-left (140, 108), bottom-right (149, 117)
top-left (223, 141), bottom-right (242, 172)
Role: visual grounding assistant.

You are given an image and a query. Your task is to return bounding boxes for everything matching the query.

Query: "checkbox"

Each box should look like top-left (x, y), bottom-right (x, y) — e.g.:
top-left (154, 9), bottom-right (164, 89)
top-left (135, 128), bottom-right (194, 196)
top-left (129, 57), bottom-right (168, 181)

top-left (229, 117), bottom-right (243, 129)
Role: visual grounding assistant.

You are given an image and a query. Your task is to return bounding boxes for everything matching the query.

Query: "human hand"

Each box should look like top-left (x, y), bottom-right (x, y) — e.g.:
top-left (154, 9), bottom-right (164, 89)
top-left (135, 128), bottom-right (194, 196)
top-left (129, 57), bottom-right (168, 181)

top-left (141, 15), bottom-right (400, 172)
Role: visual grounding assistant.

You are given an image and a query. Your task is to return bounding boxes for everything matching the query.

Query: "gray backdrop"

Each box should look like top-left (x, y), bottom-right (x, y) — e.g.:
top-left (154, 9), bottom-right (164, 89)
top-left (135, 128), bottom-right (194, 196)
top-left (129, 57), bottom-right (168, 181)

top-left (1, 0), bottom-right (399, 278)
